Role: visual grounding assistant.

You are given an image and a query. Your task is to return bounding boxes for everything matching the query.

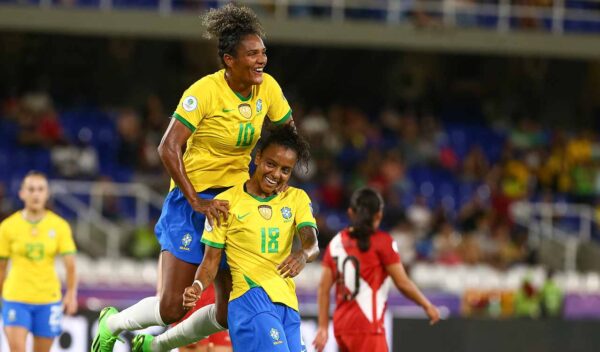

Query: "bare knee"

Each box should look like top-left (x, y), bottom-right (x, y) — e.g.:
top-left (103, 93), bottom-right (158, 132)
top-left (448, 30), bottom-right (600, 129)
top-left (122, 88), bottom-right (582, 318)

top-left (159, 293), bottom-right (186, 324)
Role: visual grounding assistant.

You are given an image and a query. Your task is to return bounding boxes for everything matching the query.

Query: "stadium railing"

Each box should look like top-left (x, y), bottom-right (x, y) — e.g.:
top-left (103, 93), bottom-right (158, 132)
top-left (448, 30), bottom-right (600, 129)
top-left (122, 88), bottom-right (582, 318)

top-left (6, 0), bottom-right (600, 34)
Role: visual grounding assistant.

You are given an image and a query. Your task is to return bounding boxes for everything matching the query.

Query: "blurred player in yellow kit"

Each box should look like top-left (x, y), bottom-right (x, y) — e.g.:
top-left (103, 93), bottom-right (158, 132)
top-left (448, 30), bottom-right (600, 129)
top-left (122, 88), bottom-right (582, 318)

top-left (0, 171), bottom-right (78, 352)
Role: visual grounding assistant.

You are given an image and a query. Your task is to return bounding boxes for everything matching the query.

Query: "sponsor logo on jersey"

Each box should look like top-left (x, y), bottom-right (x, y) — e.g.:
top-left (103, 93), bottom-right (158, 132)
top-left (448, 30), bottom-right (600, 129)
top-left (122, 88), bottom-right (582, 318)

top-left (237, 212), bottom-right (250, 221)
top-left (258, 205), bottom-right (272, 220)
top-left (256, 98), bottom-right (263, 113)
top-left (238, 103), bottom-right (252, 119)
top-left (180, 233), bottom-right (193, 251)
top-left (182, 96), bottom-right (198, 112)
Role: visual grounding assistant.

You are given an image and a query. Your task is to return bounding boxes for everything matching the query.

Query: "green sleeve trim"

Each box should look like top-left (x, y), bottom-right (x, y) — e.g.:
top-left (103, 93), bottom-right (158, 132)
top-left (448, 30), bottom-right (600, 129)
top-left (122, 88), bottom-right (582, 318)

top-left (296, 222), bottom-right (317, 231)
top-left (272, 109), bottom-right (292, 125)
top-left (244, 274), bottom-right (260, 289)
top-left (60, 251), bottom-right (77, 256)
top-left (201, 237), bottom-right (225, 249)
top-left (173, 112), bottom-right (196, 132)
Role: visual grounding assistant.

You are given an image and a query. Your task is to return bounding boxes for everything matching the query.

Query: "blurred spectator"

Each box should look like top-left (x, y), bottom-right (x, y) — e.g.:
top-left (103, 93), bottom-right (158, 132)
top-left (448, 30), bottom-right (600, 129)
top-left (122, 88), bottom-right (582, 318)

top-left (116, 109), bottom-right (143, 169)
top-left (540, 270), bottom-right (564, 318)
top-left (432, 220), bottom-right (462, 264)
top-left (514, 276), bottom-right (541, 318)
top-left (407, 195), bottom-right (433, 236)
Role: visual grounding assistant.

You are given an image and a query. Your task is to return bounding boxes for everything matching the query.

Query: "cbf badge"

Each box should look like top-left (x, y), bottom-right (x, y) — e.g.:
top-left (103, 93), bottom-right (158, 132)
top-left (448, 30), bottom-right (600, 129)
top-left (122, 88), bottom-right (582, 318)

top-left (256, 98), bottom-right (263, 113)
top-left (281, 207), bottom-right (292, 220)
top-left (238, 103), bottom-right (252, 119)
top-left (180, 233), bottom-right (192, 251)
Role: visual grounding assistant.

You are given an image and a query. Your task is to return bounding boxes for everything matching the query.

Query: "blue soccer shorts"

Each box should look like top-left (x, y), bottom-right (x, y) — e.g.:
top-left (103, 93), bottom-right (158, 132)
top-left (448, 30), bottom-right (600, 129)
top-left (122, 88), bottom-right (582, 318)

top-left (2, 300), bottom-right (63, 338)
top-left (155, 187), bottom-right (229, 267)
top-left (228, 287), bottom-right (306, 352)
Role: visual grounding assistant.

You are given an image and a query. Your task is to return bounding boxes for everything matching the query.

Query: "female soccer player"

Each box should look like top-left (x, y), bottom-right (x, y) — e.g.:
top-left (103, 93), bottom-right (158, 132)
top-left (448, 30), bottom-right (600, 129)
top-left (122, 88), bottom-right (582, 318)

top-left (92, 4), bottom-right (296, 351)
top-left (0, 171), bottom-right (78, 352)
top-left (312, 187), bottom-right (440, 352)
top-left (134, 125), bottom-right (319, 351)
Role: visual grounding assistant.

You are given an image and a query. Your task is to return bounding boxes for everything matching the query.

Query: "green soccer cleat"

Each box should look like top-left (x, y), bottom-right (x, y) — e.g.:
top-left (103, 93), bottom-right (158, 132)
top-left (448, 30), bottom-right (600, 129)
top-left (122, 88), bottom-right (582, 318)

top-left (91, 307), bottom-right (122, 352)
top-left (132, 334), bottom-right (154, 352)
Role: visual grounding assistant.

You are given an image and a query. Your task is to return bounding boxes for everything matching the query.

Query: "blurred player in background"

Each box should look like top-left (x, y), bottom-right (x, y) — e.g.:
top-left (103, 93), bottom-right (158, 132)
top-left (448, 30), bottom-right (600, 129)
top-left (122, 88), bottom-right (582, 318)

top-left (92, 3), bottom-right (295, 351)
top-left (0, 171), bottom-right (78, 352)
top-left (313, 187), bottom-right (440, 352)
top-left (135, 125), bottom-right (318, 351)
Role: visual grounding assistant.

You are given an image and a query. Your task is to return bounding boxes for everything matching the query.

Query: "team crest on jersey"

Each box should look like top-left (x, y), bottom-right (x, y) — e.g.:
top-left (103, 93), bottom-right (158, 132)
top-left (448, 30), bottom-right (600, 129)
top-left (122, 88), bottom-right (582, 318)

top-left (238, 103), bottom-right (252, 119)
top-left (182, 96), bottom-right (198, 112)
top-left (256, 99), bottom-right (263, 113)
top-left (270, 328), bottom-right (282, 345)
top-left (281, 207), bottom-right (292, 221)
top-left (180, 233), bottom-right (192, 251)
top-left (258, 205), bottom-right (272, 220)
top-left (48, 229), bottom-right (56, 238)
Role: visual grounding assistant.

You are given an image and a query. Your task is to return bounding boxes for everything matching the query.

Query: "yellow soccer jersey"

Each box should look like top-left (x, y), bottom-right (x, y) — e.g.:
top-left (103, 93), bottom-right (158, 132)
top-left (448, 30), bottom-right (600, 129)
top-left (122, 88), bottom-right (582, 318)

top-left (0, 211), bottom-right (77, 304)
top-left (201, 184), bottom-right (317, 311)
top-left (171, 69), bottom-right (292, 192)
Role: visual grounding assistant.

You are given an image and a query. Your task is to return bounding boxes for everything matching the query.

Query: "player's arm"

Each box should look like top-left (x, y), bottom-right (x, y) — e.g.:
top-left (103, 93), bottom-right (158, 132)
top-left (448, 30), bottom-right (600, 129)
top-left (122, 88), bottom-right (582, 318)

top-left (157, 118), bottom-right (229, 226)
top-left (183, 245), bottom-right (223, 310)
top-left (386, 263), bottom-right (440, 325)
top-left (62, 254), bottom-right (78, 315)
top-left (0, 259), bottom-right (7, 297)
top-left (278, 226), bottom-right (319, 278)
top-left (313, 265), bottom-right (334, 352)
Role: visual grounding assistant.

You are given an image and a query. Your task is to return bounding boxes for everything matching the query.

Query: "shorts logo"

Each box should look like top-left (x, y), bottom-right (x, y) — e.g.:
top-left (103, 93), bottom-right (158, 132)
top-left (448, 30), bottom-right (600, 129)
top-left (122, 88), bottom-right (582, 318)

top-left (270, 328), bottom-right (282, 345)
top-left (256, 99), bottom-right (263, 113)
top-left (180, 233), bottom-right (192, 251)
top-left (7, 309), bottom-right (16, 322)
top-left (258, 205), bottom-right (272, 220)
top-left (182, 96), bottom-right (198, 112)
top-left (281, 207), bottom-right (292, 221)
top-left (238, 103), bottom-right (252, 119)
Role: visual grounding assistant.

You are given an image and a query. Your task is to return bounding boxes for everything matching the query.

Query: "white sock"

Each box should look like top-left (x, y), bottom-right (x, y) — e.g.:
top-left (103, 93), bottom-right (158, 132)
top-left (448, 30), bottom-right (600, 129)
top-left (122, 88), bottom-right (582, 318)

top-left (151, 304), bottom-right (225, 352)
top-left (106, 296), bottom-right (166, 335)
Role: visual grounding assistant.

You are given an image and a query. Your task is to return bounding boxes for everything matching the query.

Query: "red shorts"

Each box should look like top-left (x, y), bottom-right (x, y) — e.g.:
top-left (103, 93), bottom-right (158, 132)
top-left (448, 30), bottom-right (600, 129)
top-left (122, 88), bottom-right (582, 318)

top-left (172, 284), bottom-right (232, 347)
top-left (335, 333), bottom-right (388, 352)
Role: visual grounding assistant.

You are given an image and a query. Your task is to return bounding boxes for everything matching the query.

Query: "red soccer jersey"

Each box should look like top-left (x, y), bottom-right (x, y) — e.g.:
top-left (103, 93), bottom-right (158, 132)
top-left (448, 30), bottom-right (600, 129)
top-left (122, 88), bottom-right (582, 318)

top-left (322, 229), bottom-right (401, 335)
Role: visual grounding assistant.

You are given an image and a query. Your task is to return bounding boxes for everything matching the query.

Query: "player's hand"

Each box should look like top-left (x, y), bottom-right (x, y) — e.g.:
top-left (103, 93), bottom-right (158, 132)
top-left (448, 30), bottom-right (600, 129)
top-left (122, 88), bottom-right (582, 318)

top-left (277, 250), bottom-right (308, 278)
top-left (312, 327), bottom-right (328, 352)
top-left (62, 290), bottom-right (78, 316)
top-left (183, 285), bottom-right (202, 310)
top-left (425, 304), bottom-right (441, 325)
top-left (190, 198), bottom-right (229, 227)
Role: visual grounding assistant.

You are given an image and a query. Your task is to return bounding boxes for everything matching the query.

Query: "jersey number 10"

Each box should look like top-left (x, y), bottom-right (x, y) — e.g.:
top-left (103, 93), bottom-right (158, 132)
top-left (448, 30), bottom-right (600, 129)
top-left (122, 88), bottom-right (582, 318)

top-left (236, 122), bottom-right (255, 147)
top-left (333, 256), bottom-right (360, 301)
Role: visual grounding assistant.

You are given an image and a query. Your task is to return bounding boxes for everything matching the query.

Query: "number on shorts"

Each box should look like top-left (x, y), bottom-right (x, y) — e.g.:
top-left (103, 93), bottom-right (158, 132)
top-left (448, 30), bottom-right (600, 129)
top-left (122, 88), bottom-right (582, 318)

top-left (49, 305), bottom-right (62, 328)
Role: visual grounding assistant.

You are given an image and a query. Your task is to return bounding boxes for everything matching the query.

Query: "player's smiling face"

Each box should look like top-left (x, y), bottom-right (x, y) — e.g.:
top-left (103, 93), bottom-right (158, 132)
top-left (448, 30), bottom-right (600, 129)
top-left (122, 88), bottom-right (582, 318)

top-left (19, 175), bottom-right (49, 212)
top-left (253, 144), bottom-right (297, 196)
top-left (228, 34), bottom-right (267, 87)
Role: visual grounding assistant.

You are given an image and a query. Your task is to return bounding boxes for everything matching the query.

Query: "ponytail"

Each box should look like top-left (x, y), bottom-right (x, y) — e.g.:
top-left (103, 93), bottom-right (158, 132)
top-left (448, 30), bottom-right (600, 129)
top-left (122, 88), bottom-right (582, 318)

top-left (348, 187), bottom-right (384, 252)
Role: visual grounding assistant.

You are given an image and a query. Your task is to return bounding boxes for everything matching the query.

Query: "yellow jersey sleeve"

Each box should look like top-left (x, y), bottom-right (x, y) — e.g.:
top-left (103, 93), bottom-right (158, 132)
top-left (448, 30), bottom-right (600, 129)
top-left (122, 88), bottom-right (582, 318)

top-left (0, 219), bottom-right (10, 258)
top-left (201, 190), bottom-right (233, 249)
top-left (264, 74), bottom-right (292, 125)
top-left (172, 79), bottom-right (213, 132)
top-left (294, 189), bottom-right (317, 232)
top-left (57, 220), bottom-right (77, 255)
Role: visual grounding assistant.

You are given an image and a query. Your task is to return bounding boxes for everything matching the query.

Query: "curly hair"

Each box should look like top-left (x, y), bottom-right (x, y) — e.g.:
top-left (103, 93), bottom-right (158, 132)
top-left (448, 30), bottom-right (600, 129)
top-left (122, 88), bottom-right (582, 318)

top-left (258, 124), bottom-right (311, 174)
top-left (202, 3), bottom-right (265, 67)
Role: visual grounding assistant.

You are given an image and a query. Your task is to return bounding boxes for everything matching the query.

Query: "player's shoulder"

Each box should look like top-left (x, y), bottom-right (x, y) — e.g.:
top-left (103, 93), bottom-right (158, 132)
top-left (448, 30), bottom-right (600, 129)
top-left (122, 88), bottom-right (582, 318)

top-left (215, 184), bottom-right (243, 202)
top-left (46, 211), bottom-right (70, 227)
top-left (0, 211), bottom-right (22, 227)
top-left (186, 70), bottom-right (222, 94)
top-left (281, 186), bottom-right (309, 200)
top-left (371, 230), bottom-right (394, 246)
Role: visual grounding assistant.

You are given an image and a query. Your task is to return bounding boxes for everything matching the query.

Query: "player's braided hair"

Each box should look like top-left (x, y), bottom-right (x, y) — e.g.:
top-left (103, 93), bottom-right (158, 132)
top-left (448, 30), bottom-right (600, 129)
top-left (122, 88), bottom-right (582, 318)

top-left (203, 3), bottom-right (265, 67)
top-left (258, 124), bottom-right (310, 173)
top-left (349, 187), bottom-right (384, 252)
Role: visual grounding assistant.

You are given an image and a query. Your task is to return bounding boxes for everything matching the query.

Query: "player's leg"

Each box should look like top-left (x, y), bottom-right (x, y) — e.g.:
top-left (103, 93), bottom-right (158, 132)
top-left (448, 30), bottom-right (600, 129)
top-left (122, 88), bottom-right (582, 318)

top-left (31, 301), bottom-right (63, 352)
top-left (212, 268), bottom-right (233, 328)
top-left (32, 337), bottom-right (54, 352)
top-left (4, 326), bottom-right (29, 352)
top-left (277, 305), bottom-right (305, 352)
top-left (3, 301), bottom-right (33, 352)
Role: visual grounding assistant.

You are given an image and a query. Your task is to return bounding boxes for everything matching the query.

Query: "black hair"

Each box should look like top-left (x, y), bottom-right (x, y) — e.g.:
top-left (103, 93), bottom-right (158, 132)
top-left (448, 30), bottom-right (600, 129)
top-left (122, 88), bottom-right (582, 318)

top-left (202, 3), bottom-right (265, 67)
top-left (21, 170), bottom-right (48, 186)
top-left (349, 187), bottom-right (384, 252)
top-left (257, 124), bottom-right (310, 173)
